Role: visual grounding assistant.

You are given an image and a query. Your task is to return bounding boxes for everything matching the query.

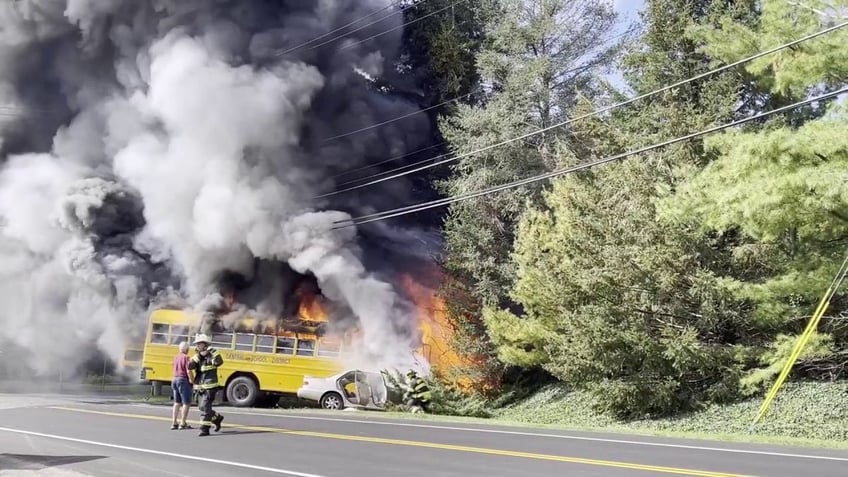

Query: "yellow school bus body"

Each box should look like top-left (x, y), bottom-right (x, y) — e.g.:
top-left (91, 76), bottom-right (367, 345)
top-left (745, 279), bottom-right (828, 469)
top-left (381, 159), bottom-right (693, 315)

top-left (140, 308), bottom-right (347, 406)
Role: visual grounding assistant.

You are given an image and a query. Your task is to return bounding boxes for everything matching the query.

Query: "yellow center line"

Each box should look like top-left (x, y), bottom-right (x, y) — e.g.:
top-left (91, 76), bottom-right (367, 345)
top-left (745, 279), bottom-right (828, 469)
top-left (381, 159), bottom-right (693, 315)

top-left (48, 406), bottom-right (748, 477)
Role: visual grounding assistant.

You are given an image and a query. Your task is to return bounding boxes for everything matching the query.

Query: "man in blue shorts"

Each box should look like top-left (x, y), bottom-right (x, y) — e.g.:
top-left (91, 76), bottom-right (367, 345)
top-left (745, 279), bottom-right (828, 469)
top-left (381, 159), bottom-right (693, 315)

top-left (171, 341), bottom-right (193, 430)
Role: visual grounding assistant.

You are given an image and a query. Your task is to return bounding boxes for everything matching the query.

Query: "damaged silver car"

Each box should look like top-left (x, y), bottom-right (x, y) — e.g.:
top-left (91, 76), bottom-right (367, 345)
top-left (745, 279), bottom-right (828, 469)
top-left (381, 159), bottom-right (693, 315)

top-left (296, 369), bottom-right (388, 410)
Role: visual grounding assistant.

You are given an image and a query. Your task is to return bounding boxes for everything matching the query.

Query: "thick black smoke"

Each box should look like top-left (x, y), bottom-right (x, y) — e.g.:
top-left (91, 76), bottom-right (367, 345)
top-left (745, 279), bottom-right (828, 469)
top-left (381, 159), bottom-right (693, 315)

top-left (0, 0), bottom-right (437, 375)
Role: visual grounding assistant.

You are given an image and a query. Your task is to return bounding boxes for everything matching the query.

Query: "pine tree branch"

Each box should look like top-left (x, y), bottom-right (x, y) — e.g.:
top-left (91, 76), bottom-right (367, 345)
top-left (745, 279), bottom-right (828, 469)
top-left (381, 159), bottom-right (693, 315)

top-left (828, 209), bottom-right (848, 223)
top-left (785, 1), bottom-right (848, 23)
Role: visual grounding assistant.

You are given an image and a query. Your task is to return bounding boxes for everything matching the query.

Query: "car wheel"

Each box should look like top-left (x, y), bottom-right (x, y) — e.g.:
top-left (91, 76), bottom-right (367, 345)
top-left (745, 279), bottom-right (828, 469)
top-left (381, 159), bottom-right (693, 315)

top-left (226, 376), bottom-right (258, 407)
top-left (320, 391), bottom-right (344, 410)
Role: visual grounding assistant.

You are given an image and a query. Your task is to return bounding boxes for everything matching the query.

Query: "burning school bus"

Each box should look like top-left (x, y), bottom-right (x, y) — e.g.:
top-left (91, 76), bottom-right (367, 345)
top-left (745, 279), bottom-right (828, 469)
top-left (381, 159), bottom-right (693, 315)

top-left (138, 306), bottom-right (352, 407)
top-left (128, 271), bottom-right (473, 407)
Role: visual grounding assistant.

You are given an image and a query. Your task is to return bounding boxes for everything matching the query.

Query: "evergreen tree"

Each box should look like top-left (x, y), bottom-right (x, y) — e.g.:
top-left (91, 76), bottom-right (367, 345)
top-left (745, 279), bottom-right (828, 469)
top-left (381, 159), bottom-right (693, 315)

top-left (398, 0), bottom-right (494, 109)
top-left (438, 0), bottom-right (626, 307)
top-left (486, 0), bottom-right (757, 418)
top-left (658, 0), bottom-right (848, 390)
top-left (433, 0), bottom-right (628, 393)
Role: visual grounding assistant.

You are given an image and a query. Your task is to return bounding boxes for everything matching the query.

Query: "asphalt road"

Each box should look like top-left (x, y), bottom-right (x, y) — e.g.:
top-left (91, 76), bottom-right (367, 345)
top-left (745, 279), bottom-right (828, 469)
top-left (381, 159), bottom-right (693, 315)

top-left (0, 394), bottom-right (845, 477)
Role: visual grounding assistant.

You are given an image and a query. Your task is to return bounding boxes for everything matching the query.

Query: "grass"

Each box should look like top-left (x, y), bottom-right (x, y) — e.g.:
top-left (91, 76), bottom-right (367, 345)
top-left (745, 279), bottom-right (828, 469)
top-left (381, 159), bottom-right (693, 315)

top-left (303, 382), bottom-right (847, 450)
top-left (115, 379), bottom-right (847, 449)
top-left (482, 381), bottom-right (848, 449)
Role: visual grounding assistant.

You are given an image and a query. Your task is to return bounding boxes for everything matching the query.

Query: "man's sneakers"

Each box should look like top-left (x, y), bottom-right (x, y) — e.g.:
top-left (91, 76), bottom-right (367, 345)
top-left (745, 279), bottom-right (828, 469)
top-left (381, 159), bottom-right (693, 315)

top-left (198, 428), bottom-right (210, 437)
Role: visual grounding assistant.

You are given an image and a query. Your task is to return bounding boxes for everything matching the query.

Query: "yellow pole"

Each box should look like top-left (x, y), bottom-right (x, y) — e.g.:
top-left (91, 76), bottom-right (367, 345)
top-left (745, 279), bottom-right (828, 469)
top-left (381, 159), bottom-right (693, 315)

top-left (752, 250), bottom-right (848, 425)
top-left (751, 297), bottom-right (829, 424)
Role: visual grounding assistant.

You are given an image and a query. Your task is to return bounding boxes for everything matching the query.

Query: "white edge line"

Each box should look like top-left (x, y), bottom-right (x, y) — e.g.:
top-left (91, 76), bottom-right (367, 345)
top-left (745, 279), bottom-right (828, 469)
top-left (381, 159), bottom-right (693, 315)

top-left (0, 426), bottom-right (326, 477)
top-left (212, 409), bottom-right (848, 463)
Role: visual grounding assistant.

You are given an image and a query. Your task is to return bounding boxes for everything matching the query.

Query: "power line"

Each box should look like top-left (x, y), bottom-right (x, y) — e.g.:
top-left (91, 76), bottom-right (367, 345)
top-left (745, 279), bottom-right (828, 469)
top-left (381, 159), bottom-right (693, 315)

top-left (275, 0), bottom-right (462, 58)
top-left (332, 142), bottom-right (447, 187)
top-left (336, 0), bottom-right (470, 52)
top-left (331, 141), bottom-right (446, 179)
top-left (315, 20), bottom-right (848, 199)
top-left (326, 29), bottom-right (634, 177)
top-left (328, 59), bottom-right (619, 187)
top-left (272, 1), bottom-right (405, 57)
top-left (322, 91), bottom-right (475, 143)
top-left (332, 86), bottom-right (847, 228)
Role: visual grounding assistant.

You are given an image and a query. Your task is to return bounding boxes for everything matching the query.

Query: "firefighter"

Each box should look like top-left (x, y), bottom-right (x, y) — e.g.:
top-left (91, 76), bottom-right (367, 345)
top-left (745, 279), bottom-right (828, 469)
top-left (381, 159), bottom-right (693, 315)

top-left (403, 370), bottom-right (432, 413)
top-left (188, 333), bottom-right (225, 437)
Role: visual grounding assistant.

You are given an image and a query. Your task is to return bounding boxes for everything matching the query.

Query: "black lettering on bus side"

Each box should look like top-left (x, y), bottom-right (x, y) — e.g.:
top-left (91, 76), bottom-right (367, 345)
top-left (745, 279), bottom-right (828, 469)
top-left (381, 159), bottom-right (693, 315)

top-left (223, 352), bottom-right (272, 363)
top-left (223, 351), bottom-right (290, 364)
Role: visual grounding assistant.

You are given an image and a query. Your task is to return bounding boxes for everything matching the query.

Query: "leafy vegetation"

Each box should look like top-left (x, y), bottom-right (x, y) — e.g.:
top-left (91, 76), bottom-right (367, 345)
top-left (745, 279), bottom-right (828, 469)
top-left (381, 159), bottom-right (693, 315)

top-left (478, 0), bottom-right (757, 419)
top-left (410, 0), bottom-right (848, 424)
top-left (437, 0), bottom-right (628, 307)
top-left (493, 381), bottom-right (848, 443)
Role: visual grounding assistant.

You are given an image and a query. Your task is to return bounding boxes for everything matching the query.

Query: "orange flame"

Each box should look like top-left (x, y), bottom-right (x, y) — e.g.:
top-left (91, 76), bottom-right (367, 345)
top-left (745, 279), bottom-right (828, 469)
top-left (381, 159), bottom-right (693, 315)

top-left (399, 271), bottom-right (478, 390)
top-left (295, 283), bottom-right (328, 323)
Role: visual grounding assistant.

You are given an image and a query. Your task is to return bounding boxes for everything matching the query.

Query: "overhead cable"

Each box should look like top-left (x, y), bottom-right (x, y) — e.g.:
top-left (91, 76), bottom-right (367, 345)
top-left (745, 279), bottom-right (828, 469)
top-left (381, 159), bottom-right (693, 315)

top-left (272, 1), bottom-right (406, 57)
top-left (326, 30), bottom-right (634, 175)
top-left (332, 86), bottom-right (848, 228)
top-left (315, 20), bottom-right (848, 199)
top-left (336, 0), bottom-right (470, 52)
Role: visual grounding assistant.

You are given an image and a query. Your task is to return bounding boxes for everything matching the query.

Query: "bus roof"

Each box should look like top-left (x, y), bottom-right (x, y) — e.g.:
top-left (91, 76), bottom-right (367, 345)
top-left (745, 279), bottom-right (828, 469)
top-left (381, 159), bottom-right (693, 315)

top-left (148, 308), bottom-right (330, 338)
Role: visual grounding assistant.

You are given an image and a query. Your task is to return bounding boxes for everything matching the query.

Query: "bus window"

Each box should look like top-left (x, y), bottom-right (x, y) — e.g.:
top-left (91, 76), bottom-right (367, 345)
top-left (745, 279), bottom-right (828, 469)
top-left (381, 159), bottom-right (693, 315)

top-left (123, 349), bottom-right (143, 362)
top-left (211, 333), bottom-right (233, 349)
top-left (170, 325), bottom-right (190, 345)
top-left (235, 333), bottom-right (254, 351)
top-left (151, 323), bottom-right (168, 344)
top-left (317, 340), bottom-right (340, 358)
top-left (276, 337), bottom-right (295, 354)
top-left (256, 335), bottom-right (274, 354)
top-left (296, 339), bottom-right (315, 357)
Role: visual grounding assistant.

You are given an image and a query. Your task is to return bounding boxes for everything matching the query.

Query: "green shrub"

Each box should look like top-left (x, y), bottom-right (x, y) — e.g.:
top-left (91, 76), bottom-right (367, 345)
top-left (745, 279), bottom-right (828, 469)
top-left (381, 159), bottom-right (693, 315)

top-left (494, 381), bottom-right (848, 442)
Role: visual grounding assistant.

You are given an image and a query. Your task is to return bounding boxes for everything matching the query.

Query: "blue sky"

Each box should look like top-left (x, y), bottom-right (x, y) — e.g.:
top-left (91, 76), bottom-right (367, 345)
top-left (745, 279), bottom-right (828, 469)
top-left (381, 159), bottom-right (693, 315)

top-left (614, 0), bottom-right (645, 24)
top-left (607, 0), bottom-right (646, 90)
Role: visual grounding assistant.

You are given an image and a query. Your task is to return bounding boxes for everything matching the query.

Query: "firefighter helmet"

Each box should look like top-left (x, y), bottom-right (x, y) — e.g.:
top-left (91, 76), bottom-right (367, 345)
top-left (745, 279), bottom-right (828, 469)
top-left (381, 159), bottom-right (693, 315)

top-left (193, 333), bottom-right (211, 345)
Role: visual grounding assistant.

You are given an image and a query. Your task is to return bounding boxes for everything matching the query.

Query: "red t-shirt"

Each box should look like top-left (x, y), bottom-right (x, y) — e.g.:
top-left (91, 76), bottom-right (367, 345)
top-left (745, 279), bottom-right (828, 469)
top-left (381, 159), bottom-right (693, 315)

top-left (172, 353), bottom-right (190, 379)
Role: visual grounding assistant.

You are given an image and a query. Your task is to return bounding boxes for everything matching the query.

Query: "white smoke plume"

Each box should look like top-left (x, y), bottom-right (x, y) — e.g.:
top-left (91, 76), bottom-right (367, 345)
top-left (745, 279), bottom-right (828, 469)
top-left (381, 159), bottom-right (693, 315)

top-left (0, 0), bottom-right (434, 377)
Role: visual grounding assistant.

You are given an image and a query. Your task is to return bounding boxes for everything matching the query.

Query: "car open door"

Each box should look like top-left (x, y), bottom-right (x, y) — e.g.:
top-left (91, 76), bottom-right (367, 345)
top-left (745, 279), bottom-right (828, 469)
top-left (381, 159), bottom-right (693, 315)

top-left (351, 370), bottom-right (372, 406)
top-left (366, 372), bottom-right (388, 408)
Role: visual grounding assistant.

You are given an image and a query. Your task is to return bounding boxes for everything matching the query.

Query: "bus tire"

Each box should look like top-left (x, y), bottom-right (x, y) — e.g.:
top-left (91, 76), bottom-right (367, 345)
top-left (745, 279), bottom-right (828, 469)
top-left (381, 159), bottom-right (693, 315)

top-left (320, 391), bottom-right (344, 410)
top-left (225, 376), bottom-right (258, 408)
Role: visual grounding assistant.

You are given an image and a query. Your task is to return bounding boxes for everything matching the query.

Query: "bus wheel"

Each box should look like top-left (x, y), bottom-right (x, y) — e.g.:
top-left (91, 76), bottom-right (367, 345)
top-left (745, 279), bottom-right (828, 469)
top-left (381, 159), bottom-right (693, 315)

top-left (320, 392), bottom-right (344, 410)
top-left (226, 376), bottom-right (258, 407)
